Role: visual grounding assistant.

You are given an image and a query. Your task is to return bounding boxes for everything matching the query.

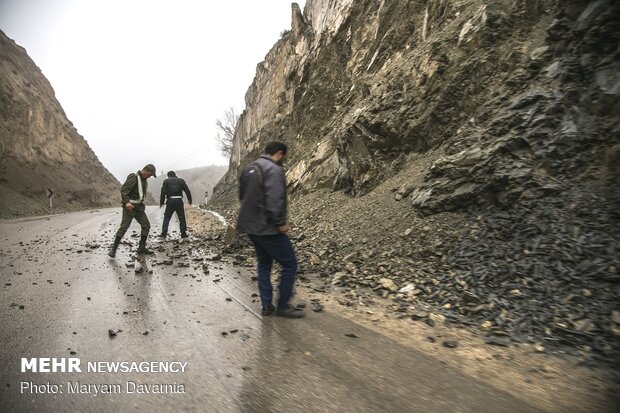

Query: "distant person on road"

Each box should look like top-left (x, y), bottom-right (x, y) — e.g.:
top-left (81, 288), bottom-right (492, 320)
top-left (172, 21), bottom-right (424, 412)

top-left (108, 164), bottom-right (157, 257)
top-left (236, 141), bottom-right (304, 318)
top-left (159, 171), bottom-right (192, 238)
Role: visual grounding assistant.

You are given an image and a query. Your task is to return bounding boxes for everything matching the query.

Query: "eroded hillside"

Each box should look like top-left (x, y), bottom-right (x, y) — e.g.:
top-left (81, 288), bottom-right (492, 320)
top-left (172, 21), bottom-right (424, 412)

top-left (211, 0), bottom-right (619, 362)
top-left (0, 31), bottom-right (120, 218)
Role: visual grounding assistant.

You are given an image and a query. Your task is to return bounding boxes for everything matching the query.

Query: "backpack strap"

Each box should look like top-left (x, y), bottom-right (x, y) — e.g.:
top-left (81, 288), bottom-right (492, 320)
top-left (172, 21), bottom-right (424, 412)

top-left (249, 162), bottom-right (265, 194)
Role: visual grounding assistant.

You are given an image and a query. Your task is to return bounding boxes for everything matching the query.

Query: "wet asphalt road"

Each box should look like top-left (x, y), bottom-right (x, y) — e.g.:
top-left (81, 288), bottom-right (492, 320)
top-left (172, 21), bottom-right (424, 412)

top-left (0, 207), bottom-right (545, 412)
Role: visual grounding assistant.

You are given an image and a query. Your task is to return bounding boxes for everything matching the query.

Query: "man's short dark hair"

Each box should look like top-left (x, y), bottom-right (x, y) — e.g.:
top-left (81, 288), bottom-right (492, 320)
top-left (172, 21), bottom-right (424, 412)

top-left (167, 171), bottom-right (176, 178)
top-left (265, 141), bottom-right (287, 156)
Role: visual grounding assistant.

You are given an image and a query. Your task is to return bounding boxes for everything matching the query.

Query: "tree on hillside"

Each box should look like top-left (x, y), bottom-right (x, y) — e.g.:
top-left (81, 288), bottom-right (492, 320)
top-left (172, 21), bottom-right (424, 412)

top-left (215, 107), bottom-right (239, 158)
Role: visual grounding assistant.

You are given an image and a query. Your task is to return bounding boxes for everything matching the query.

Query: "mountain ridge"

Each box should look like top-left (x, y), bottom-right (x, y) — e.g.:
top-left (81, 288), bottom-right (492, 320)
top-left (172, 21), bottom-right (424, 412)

top-left (0, 30), bottom-right (120, 218)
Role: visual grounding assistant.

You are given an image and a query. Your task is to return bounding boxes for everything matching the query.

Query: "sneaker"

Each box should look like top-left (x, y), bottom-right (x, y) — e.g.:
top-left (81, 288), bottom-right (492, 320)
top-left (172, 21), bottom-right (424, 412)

top-left (276, 305), bottom-right (305, 318)
top-left (261, 305), bottom-right (275, 316)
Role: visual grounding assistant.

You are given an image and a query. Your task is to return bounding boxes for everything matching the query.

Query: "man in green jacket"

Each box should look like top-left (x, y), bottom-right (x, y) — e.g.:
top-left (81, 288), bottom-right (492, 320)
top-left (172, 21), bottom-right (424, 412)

top-left (108, 164), bottom-right (157, 257)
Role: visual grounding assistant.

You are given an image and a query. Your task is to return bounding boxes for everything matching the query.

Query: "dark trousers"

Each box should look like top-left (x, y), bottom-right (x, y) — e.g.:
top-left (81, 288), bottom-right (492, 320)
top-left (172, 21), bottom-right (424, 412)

top-left (115, 205), bottom-right (150, 238)
top-left (161, 198), bottom-right (187, 236)
top-left (248, 233), bottom-right (297, 309)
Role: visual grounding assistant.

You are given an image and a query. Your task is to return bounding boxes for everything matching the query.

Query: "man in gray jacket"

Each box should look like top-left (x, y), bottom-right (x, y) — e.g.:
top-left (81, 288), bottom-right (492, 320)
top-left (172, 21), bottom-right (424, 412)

top-left (236, 142), bottom-right (304, 318)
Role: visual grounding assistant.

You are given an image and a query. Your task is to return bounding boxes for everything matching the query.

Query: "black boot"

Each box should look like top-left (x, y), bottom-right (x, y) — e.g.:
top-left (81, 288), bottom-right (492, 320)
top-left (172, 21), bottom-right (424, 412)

top-left (137, 235), bottom-right (154, 255)
top-left (261, 305), bottom-right (275, 316)
top-left (276, 305), bottom-right (305, 318)
top-left (108, 236), bottom-right (122, 258)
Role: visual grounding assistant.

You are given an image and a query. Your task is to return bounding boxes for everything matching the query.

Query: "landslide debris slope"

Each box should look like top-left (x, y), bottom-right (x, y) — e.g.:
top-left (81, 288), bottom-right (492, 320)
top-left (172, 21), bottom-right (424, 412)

top-left (0, 31), bottom-right (120, 218)
top-left (211, 0), bottom-right (620, 363)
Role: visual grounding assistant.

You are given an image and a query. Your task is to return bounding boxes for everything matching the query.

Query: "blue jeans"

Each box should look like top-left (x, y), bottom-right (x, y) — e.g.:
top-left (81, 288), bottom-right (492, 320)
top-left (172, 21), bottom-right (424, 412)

top-left (248, 233), bottom-right (297, 309)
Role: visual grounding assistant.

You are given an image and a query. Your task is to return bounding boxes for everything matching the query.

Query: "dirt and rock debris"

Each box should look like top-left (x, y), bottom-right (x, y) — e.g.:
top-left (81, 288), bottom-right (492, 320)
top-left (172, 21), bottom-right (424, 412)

top-left (182, 206), bottom-right (620, 413)
top-left (2, 207), bottom-right (618, 411)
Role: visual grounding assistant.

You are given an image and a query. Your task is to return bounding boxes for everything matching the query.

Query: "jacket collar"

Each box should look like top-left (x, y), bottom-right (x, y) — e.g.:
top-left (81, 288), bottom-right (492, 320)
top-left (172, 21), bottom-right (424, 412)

top-left (259, 155), bottom-right (278, 164)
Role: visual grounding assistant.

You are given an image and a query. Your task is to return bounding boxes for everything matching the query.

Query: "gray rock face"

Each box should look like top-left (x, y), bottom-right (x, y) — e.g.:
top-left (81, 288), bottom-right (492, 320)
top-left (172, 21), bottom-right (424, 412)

top-left (213, 0), bottom-right (619, 206)
top-left (0, 31), bottom-right (120, 217)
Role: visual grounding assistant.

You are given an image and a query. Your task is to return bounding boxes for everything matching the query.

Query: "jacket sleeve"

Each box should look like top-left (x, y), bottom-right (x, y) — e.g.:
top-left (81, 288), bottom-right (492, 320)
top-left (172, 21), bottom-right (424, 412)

top-left (120, 173), bottom-right (137, 204)
top-left (263, 167), bottom-right (287, 226)
top-left (160, 179), bottom-right (168, 206)
top-left (182, 179), bottom-right (192, 204)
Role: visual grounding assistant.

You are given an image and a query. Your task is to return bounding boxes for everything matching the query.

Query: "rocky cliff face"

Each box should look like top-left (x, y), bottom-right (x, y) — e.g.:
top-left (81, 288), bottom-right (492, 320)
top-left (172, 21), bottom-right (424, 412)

top-left (216, 0), bottom-right (619, 199)
top-left (212, 1), bottom-right (619, 360)
top-left (0, 31), bottom-right (120, 218)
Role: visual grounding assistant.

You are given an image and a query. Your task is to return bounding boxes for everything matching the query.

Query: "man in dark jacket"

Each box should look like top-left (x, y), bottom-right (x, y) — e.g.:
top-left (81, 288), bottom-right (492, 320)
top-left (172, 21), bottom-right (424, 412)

top-left (108, 164), bottom-right (157, 257)
top-left (237, 141), bottom-right (304, 318)
top-left (159, 171), bottom-right (192, 238)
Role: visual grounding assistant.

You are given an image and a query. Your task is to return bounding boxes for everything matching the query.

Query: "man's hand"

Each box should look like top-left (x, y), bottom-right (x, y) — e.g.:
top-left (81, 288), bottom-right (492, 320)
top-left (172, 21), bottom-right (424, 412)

top-left (277, 224), bottom-right (289, 234)
top-left (125, 202), bottom-right (134, 210)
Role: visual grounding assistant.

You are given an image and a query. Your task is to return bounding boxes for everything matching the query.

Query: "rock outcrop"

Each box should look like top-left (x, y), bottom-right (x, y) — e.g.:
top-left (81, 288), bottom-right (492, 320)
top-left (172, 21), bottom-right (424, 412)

top-left (0, 31), bottom-right (120, 218)
top-left (215, 0), bottom-right (619, 200)
top-left (211, 1), bottom-right (619, 361)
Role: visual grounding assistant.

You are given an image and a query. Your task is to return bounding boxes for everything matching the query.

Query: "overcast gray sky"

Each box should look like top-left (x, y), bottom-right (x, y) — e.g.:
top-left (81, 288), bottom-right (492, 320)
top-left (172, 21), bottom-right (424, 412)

top-left (0, 0), bottom-right (305, 181)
